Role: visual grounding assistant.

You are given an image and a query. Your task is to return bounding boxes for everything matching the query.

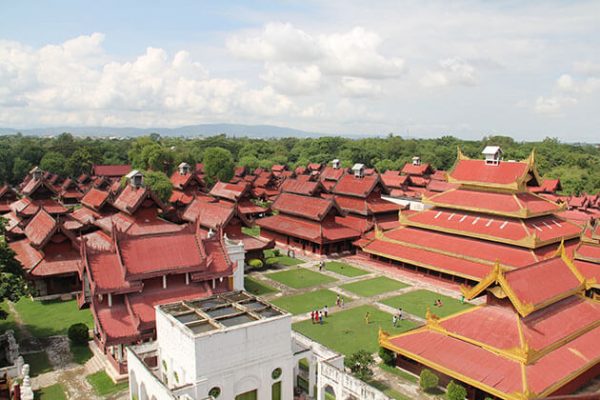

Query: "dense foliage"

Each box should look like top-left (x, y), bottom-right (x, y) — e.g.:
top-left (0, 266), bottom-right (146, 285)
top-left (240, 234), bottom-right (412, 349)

top-left (419, 368), bottom-right (439, 392)
top-left (0, 217), bottom-right (28, 320)
top-left (68, 323), bottom-right (90, 345)
top-left (446, 380), bottom-right (468, 400)
top-left (0, 133), bottom-right (598, 195)
top-left (344, 349), bottom-right (375, 381)
top-left (378, 346), bottom-right (396, 366)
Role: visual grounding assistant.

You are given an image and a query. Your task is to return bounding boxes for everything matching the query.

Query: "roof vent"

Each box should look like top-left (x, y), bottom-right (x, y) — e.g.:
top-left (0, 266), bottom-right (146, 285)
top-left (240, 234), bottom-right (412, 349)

top-left (482, 146), bottom-right (502, 166)
top-left (412, 156), bottom-right (421, 166)
top-left (178, 162), bottom-right (191, 175)
top-left (352, 163), bottom-right (365, 178)
top-left (332, 159), bottom-right (340, 169)
top-left (125, 170), bottom-right (144, 188)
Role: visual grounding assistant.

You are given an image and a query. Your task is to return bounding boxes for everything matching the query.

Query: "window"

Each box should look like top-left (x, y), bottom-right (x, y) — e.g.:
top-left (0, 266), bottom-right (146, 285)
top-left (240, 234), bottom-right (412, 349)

top-left (272, 381), bottom-right (282, 400)
top-left (235, 390), bottom-right (257, 400)
top-left (271, 368), bottom-right (282, 380)
top-left (208, 387), bottom-right (221, 398)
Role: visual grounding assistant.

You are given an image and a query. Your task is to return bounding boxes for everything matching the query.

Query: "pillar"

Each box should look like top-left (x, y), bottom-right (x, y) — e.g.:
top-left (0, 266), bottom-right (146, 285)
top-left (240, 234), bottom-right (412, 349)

top-left (108, 293), bottom-right (112, 307)
top-left (308, 359), bottom-right (317, 397)
top-left (185, 273), bottom-right (189, 285)
top-left (163, 275), bottom-right (167, 289)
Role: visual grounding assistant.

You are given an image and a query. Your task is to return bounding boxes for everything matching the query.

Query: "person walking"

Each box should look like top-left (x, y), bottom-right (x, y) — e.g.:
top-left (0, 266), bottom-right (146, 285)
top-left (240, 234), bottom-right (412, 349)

top-left (398, 307), bottom-right (403, 320)
top-left (364, 311), bottom-right (370, 325)
top-left (340, 298), bottom-right (344, 308)
top-left (323, 305), bottom-right (328, 318)
top-left (336, 295), bottom-right (341, 307)
top-left (319, 311), bottom-right (324, 325)
top-left (311, 310), bottom-right (315, 324)
top-left (392, 314), bottom-right (398, 327)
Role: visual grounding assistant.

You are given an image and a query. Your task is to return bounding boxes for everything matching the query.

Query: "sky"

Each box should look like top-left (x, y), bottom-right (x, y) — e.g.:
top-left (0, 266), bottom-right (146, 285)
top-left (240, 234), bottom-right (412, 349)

top-left (1, 0), bottom-right (599, 141)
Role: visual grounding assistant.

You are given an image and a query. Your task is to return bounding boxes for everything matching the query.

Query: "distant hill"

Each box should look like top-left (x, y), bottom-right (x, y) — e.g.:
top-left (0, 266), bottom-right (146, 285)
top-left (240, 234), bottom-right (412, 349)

top-left (0, 123), bottom-right (338, 138)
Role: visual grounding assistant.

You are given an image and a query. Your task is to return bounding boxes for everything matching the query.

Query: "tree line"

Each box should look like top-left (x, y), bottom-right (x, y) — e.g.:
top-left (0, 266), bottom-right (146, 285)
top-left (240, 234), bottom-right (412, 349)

top-left (0, 132), bottom-right (599, 195)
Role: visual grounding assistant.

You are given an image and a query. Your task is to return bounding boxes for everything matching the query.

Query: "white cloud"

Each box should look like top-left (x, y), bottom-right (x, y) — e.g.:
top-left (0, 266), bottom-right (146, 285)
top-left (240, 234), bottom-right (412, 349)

top-left (533, 70), bottom-right (600, 115)
top-left (421, 57), bottom-right (479, 88)
top-left (0, 33), bottom-right (300, 127)
top-left (534, 95), bottom-right (577, 115)
top-left (261, 63), bottom-right (322, 95)
top-left (227, 23), bottom-right (406, 97)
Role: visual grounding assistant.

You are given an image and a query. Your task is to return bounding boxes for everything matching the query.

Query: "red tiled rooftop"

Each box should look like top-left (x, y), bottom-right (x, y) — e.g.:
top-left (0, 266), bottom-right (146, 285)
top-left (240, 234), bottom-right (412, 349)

top-left (92, 164), bottom-right (131, 177)
top-left (272, 192), bottom-right (338, 221)
top-left (82, 188), bottom-right (110, 210)
top-left (209, 181), bottom-right (249, 202)
top-left (333, 174), bottom-right (383, 198)
top-left (182, 199), bottom-right (235, 229)
top-left (449, 159), bottom-right (529, 186)
top-left (401, 162), bottom-right (433, 176)
top-left (24, 209), bottom-right (57, 247)
top-left (258, 214), bottom-right (360, 243)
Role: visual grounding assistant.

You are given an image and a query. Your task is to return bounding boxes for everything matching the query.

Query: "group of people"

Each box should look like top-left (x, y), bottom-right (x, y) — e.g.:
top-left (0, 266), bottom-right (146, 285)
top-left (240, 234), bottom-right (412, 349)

top-left (311, 306), bottom-right (328, 324)
top-left (335, 294), bottom-right (344, 308)
top-left (434, 298), bottom-right (444, 307)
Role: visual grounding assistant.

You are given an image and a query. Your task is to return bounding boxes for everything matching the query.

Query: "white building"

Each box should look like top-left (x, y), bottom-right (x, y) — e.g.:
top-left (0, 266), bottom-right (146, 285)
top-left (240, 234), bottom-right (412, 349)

top-left (127, 291), bottom-right (296, 400)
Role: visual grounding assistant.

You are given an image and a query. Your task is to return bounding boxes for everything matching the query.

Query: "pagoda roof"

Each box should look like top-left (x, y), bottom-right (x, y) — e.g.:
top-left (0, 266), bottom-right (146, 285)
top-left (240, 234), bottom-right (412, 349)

top-left (460, 248), bottom-right (592, 316)
top-left (280, 179), bottom-right (324, 196)
top-left (182, 199), bottom-right (235, 229)
top-left (402, 208), bottom-right (581, 248)
top-left (574, 260), bottom-right (600, 288)
top-left (257, 214), bottom-right (360, 244)
top-left (30, 240), bottom-right (81, 277)
top-left (529, 178), bottom-right (562, 194)
top-left (448, 149), bottom-right (541, 191)
top-left (91, 164), bottom-right (131, 177)
top-left (380, 172), bottom-right (410, 189)
top-left (24, 209), bottom-right (58, 248)
top-left (209, 181), bottom-right (250, 202)
top-left (332, 173), bottom-right (387, 198)
top-left (169, 189), bottom-right (194, 205)
top-left (423, 188), bottom-right (563, 218)
top-left (21, 176), bottom-right (59, 197)
top-left (169, 170), bottom-right (204, 190)
top-left (271, 192), bottom-right (342, 221)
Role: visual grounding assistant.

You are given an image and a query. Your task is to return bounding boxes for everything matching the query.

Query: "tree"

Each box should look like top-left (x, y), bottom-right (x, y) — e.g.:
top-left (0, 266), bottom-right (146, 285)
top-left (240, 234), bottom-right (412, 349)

top-left (143, 171), bottom-right (173, 203)
top-left (11, 158), bottom-right (32, 183)
top-left (67, 147), bottom-right (95, 177)
top-left (68, 323), bottom-right (89, 345)
top-left (446, 380), bottom-right (467, 400)
top-left (40, 151), bottom-right (67, 176)
top-left (419, 368), bottom-right (439, 392)
top-left (203, 147), bottom-right (234, 185)
top-left (378, 347), bottom-right (396, 366)
top-left (0, 223), bottom-right (28, 322)
top-left (344, 350), bottom-right (375, 381)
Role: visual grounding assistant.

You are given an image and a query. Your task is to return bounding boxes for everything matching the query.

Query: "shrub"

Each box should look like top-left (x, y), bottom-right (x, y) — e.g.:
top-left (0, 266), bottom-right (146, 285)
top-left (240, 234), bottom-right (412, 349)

top-left (446, 380), bottom-right (467, 400)
top-left (273, 249), bottom-right (281, 257)
top-left (378, 347), bottom-right (395, 366)
top-left (419, 368), bottom-right (439, 392)
top-left (344, 350), bottom-right (375, 381)
top-left (247, 259), bottom-right (264, 269)
top-left (68, 323), bottom-right (89, 345)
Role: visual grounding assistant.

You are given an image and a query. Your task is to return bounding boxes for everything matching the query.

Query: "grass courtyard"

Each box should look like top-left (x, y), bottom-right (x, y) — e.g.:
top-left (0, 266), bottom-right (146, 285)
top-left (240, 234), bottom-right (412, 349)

top-left (86, 370), bottom-right (128, 396)
top-left (341, 276), bottom-right (408, 297)
top-left (267, 268), bottom-right (336, 289)
top-left (244, 276), bottom-right (278, 296)
top-left (293, 305), bottom-right (418, 356)
top-left (264, 249), bottom-right (305, 267)
top-left (13, 298), bottom-right (93, 338)
top-left (324, 261), bottom-right (369, 277)
top-left (34, 383), bottom-right (67, 400)
top-left (24, 351), bottom-right (53, 377)
top-left (270, 289), bottom-right (349, 315)
top-left (380, 289), bottom-right (473, 319)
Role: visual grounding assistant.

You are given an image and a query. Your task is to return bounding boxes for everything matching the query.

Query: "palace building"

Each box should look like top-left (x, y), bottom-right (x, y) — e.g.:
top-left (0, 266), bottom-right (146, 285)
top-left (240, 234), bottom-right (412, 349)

top-left (357, 147), bottom-right (583, 285)
top-left (380, 245), bottom-right (600, 399)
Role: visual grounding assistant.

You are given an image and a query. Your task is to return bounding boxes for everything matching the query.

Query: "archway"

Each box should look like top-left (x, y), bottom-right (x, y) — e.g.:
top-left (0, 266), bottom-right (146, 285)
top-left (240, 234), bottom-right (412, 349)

top-left (139, 382), bottom-right (148, 400)
top-left (322, 384), bottom-right (336, 400)
top-left (129, 370), bottom-right (138, 400)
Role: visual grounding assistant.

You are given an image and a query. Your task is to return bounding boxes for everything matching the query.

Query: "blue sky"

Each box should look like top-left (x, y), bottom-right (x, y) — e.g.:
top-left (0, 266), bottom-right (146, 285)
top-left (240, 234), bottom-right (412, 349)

top-left (1, 1), bottom-right (599, 141)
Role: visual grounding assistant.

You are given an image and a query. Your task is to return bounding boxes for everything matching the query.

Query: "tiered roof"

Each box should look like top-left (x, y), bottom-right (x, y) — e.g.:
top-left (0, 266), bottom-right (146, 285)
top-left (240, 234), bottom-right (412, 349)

top-left (91, 164), bottom-right (131, 178)
top-left (358, 149), bottom-right (582, 282)
top-left (380, 246), bottom-right (599, 400)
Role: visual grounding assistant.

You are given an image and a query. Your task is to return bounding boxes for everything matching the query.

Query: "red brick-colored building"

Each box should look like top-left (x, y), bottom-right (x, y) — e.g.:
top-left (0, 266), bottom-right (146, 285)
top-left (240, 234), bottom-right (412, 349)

top-left (357, 148), bottom-right (583, 285)
top-left (381, 247), bottom-right (600, 399)
top-left (257, 192), bottom-right (360, 255)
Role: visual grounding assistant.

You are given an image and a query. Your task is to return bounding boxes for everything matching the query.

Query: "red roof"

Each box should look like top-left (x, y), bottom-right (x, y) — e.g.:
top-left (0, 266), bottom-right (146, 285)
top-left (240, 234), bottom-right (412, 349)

top-left (257, 214), bottom-right (360, 243)
top-left (307, 163), bottom-right (322, 172)
top-left (335, 194), bottom-right (398, 216)
top-left (24, 209), bottom-right (57, 247)
top-left (503, 256), bottom-right (583, 308)
top-left (92, 164), bottom-right (131, 177)
top-left (237, 200), bottom-right (267, 215)
top-left (209, 181), bottom-right (249, 202)
top-left (182, 199), bottom-right (235, 229)
top-left (409, 176), bottom-right (428, 187)
top-left (81, 188), bottom-right (110, 210)
top-left (381, 172), bottom-right (410, 189)
top-left (272, 192), bottom-right (341, 221)
top-left (30, 240), bottom-right (80, 277)
top-left (21, 177), bottom-right (58, 197)
top-left (10, 239), bottom-right (43, 271)
top-left (333, 174), bottom-right (385, 198)
top-left (320, 166), bottom-right (345, 182)
top-left (430, 170), bottom-right (447, 181)
top-left (426, 188), bottom-right (561, 217)
top-left (112, 184), bottom-right (167, 215)
top-left (401, 162), bottom-right (433, 176)
top-left (271, 165), bottom-right (285, 172)
top-left (280, 179), bottom-right (324, 196)
top-left (449, 159), bottom-right (531, 186)
top-left (530, 178), bottom-right (562, 193)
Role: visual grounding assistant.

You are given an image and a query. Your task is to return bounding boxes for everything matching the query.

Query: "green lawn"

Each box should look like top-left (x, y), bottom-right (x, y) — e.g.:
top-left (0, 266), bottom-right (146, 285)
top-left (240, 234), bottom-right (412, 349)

top-left (293, 305), bottom-right (417, 356)
top-left (244, 276), bottom-right (278, 296)
top-left (86, 370), bottom-right (128, 396)
top-left (70, 342), bottom-right (93, 365)
top-left (241, 226), bottom-right (260, 237)
top-left (270, 289), bottom-right (349, 315)
top-left (340, 276), bottom-right (408, 297)
top-left (380, 289), bottom-right (473, 319)
top-left (267, 268), bottom-right (336, 289)
top-left (0, 302), bottom-right (19, 339)
top-left (14, 298), bottom-right (93, 338)
top-left (325, 261), bottom-right (369, 277)
top-left (264, 249), bottom-right (304, 267)
top-left (34, 383), bottom-right (67, 400)
top-left (368, 380), bottom-right (412, 400)
top-left (24, 351), bottom-right (53, 377)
